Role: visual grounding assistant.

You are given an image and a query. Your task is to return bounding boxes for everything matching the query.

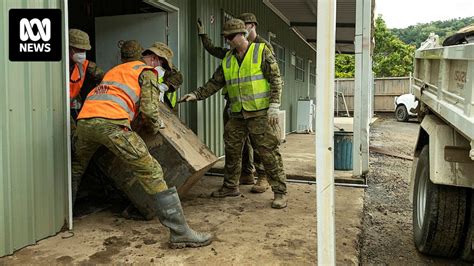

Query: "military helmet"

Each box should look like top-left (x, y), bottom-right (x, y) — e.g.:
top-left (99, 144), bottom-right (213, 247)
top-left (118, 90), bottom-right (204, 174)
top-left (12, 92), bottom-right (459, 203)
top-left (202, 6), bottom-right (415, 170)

top-left (69, 29), bottom-right (91, 50)
top-left (142, 42), bottom-right (174, 68)
top-left (238, 13), bottom-right (258, 25)
top-left (222, 19), bottom-right (247, 36)
top-left (120, 40), bottom-right (143, 61)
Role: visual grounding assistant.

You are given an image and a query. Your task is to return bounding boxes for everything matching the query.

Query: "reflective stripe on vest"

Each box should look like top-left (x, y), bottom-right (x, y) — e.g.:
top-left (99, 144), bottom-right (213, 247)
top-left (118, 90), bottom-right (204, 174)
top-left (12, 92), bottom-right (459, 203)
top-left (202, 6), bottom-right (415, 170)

top-left (77, 61), bottom-right (154, 122)
top-left (70, 60), bottom-right (89, 109)
top-left (158, 74), bottom-right (177, 108)
top-left (221, 43), bottom-right (270, 112)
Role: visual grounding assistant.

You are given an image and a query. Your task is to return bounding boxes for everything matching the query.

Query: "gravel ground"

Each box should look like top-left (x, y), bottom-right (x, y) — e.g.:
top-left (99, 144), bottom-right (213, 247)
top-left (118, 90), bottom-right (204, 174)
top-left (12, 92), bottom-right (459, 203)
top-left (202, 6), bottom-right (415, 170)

top-left (359, 114), bottom-right (467, 264)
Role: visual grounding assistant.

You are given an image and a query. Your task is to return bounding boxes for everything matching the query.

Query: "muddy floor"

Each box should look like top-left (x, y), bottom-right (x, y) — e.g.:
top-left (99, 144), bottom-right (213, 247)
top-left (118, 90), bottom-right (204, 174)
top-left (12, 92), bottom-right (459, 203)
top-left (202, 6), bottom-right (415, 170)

top-left (2, 114), bottom-right (468, 264)
top-left (359, 113), bottom-right (466, 264)
top-left (0, 177), bottom-right (364, 264)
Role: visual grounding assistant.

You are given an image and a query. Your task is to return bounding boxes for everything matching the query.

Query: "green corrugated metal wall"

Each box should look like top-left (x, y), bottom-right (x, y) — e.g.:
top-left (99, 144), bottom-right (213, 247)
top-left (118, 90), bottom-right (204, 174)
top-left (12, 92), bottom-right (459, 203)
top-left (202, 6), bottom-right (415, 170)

top-left (168, 0), bottom-right (316, 156)
top-left (0, 0), bottom-right (68, 256)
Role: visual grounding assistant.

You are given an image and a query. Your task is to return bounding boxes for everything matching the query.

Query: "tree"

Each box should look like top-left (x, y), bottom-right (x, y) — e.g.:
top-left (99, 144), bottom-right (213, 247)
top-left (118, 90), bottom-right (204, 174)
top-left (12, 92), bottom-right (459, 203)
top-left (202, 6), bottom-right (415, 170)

top-left (335, 54), bottom-right (355, 78)
top-left (373, 16), bottom-right (415, 77)
top-left (334, 16), bottom-right (415, 78)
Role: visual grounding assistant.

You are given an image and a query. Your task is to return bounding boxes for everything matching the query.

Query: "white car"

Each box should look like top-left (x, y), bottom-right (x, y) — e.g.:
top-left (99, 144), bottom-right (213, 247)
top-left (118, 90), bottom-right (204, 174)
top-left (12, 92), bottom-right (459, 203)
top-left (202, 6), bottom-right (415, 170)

top-left (394, 93), bottom-right (418, 122)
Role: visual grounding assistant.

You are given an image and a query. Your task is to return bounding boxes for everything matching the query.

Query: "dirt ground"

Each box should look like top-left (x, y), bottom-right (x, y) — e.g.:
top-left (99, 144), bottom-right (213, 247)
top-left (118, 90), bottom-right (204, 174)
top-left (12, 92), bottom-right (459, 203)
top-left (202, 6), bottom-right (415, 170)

top-left (2, 113), bottom-right (467, 264)
top-left (359, 113), bottom-right (466, 264)
top-left (0, 177), bottom-right (365, 264)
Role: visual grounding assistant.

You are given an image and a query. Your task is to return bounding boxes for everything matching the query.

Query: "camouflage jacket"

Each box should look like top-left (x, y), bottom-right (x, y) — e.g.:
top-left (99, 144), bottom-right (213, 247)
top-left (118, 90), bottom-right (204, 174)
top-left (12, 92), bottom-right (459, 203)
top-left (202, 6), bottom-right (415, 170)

top-left (137, 69), bottom-right (162, 133)
top-left (200, 34), bottom-right (274, 59)
top-left (192, 44), bottom-right (282, 118)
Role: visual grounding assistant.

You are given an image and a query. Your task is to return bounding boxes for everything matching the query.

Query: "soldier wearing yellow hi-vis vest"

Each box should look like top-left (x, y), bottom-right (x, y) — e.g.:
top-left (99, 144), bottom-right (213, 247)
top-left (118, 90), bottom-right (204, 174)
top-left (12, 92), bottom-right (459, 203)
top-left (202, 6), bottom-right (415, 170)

top-left (181, 19), bottom-right (287, 209)
top-left (197, 13), bottom-right (273, 193)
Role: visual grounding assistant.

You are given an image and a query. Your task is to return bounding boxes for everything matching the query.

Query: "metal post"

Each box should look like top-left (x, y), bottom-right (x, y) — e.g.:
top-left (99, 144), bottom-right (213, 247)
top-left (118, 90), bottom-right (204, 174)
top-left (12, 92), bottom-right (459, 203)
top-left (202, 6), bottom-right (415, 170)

top-left (61, 0), bottom-right (73, 230)
top-left (353, 0), bottom-right (363, 177)
top-left (361, 0), bottom-right (372, 174)
top-left (316, 0), bottom-right (336, 264)
top-left (336, 80), bottom-right (339, 116)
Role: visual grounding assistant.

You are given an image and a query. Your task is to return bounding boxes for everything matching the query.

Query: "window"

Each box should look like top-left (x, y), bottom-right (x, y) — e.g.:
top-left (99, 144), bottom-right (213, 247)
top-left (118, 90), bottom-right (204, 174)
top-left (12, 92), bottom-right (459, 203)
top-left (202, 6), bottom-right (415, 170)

top-left (271, 42), bottom-right (285, 76)
top-left (310, 63), bottom-right (316, 85)
top-left (295, 56), bottom-right (304, 81)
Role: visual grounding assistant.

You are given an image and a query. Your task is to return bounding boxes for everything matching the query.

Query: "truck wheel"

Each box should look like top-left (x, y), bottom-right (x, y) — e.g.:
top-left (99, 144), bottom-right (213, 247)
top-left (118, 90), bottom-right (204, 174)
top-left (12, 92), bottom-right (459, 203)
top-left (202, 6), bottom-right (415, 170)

top-left (461, 192), bottom-right (474, 262)
top-left (395, 105), bottom-right (409, 122)
top-left (413, 145), bottom-right (468, 258)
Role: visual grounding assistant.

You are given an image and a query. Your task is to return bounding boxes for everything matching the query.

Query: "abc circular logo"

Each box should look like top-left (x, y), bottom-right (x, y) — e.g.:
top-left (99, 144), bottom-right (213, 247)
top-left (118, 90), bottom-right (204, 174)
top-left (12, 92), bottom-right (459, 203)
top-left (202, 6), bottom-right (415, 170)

top-left (9, 9), bottom-right (61, 61)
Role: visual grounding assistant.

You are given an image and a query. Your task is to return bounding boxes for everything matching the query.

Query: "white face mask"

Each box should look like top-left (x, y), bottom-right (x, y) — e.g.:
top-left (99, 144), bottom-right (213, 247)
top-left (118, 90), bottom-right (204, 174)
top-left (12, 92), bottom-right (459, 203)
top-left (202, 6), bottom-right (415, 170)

top-left (72, 52), bottom-right (86, 64)
top-left (155, 65), bottom-right (165, 79)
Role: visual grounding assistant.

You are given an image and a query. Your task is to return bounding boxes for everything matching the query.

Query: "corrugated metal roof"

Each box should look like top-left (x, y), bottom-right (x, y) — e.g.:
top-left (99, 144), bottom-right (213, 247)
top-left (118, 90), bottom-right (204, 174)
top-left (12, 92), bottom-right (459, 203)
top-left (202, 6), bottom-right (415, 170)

top-left (267, 0), bottom-right (358, 53)
top-left (0, 0), bottom-right (68, 256)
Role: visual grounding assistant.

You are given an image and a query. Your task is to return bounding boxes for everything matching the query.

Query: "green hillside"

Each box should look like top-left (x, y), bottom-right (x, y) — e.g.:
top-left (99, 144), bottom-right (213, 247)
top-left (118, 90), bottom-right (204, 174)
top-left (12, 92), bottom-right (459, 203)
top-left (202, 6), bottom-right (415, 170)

top-left (390, 16), bottom-right (474, 47)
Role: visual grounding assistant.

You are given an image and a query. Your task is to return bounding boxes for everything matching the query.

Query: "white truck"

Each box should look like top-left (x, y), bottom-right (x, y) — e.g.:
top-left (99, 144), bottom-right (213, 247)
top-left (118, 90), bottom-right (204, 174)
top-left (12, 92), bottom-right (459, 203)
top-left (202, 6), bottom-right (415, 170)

top-left (411, 43), bottom-right (474, 261)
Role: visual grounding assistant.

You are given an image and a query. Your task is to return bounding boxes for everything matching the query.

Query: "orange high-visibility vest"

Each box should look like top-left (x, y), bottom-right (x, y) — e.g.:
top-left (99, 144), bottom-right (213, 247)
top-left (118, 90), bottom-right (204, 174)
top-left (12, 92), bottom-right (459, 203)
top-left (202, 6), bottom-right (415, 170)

top-left (70, 60), bottom-right (89, 109)
top-left (77, 61), bottom-right (155, 122)
top-left (70, 60), bottom-right (89, 99)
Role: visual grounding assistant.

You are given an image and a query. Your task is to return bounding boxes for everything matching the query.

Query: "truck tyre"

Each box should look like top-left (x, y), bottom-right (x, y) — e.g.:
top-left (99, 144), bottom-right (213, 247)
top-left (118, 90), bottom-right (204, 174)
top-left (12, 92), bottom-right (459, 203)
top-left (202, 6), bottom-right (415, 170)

top-left (461, 192), bottom-right (474, 262)
top-left (395, 105), bottom-right (409, 122)
top-left (413, 145), bottom-right (468, 258)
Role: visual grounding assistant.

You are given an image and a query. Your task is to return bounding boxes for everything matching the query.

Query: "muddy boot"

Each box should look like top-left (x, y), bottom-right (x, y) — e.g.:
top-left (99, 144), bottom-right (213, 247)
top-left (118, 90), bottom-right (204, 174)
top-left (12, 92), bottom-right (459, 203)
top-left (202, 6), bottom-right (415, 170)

top-left (272, 193), bottom-right (287, 209)
top-left (239, 172), bottom-right (255, 185)
top-left (251, 175), bottom-right (270, 193)
top-left (155, 187), bottom-right (212, 249)
top-left (211, 186), bottom-right (241, 198)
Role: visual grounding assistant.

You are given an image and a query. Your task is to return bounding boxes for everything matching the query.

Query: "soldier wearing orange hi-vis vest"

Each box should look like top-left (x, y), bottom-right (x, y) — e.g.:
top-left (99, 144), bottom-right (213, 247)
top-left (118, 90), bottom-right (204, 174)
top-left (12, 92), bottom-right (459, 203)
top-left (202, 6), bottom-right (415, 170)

top-left (72, 42), bottom-right (212, 249)
top-left (68, 29), bottom-right (104, 120)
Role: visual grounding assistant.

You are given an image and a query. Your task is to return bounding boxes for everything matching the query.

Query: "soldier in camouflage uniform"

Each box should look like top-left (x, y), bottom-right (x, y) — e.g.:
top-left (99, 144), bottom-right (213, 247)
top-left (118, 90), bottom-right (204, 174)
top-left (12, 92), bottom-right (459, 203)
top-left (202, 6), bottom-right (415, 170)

top-left (118, 40), bottom-right (183, 219)
top-left (197, 13), bottom-right (273, 193)
top-left (120, 40), bottom-right (182, 110)
top-left (182, 19), bottom-right (287, 209)
top-left (68, 29), bottom-right (104, 121)
top-left (71, 42), bottom-right (212, 248)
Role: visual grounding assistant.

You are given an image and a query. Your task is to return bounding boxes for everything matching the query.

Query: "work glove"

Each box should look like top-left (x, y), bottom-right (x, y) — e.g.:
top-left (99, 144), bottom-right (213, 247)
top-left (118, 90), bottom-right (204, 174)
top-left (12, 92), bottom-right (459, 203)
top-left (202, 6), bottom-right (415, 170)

top-left (163, 67), bottom-right (183, 90)
top-left (197, 18), bottom-right (205, 35)
top-left (180, 93), bottom-right (197, 102)
top-left (157, 83), bottom-right (168, 103)
top-left (267, 103), bottom-right (280, 126)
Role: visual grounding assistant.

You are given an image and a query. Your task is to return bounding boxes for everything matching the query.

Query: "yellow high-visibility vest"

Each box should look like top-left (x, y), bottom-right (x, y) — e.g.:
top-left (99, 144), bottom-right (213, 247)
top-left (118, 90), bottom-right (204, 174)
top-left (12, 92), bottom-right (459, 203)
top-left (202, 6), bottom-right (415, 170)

top-left (158, 75), bottom-right (177, 108)
top-left (222, 43), bottom-right (270, 112)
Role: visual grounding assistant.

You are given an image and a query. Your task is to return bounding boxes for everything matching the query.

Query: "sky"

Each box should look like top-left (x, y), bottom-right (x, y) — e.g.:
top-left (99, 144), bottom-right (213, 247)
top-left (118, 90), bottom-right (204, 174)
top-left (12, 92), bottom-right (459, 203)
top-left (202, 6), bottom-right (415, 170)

top-left (375, 0), bottom-right (474, 29)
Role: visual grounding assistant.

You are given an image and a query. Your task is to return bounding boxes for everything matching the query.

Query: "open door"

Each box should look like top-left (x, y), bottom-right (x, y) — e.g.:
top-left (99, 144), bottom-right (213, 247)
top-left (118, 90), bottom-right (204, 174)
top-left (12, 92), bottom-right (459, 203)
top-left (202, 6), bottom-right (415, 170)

top-left (95, 12), bottom-right (167, 71)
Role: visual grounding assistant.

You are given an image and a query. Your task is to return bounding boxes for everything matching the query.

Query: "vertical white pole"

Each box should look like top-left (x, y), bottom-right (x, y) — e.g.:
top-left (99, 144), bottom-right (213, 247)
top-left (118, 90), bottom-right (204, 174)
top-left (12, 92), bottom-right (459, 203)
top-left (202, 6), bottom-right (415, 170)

top-left (353, 0), bottom-right (363, 177)
top-left (361, 0), bottom-right (372, 174)
top-left (316, 0), bottom-right (336, 264)
top-left (62, 0), bottom-right (72, 230)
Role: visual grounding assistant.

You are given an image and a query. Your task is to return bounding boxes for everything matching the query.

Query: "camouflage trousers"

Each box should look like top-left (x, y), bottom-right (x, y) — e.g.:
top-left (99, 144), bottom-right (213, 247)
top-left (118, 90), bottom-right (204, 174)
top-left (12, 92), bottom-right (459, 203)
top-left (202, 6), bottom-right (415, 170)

top-left (71, 118), bottom-right (167, 203)
top-left (223, 115), bottom-right (286, 194)
top-left (223, 101), bottom-right (265, 177)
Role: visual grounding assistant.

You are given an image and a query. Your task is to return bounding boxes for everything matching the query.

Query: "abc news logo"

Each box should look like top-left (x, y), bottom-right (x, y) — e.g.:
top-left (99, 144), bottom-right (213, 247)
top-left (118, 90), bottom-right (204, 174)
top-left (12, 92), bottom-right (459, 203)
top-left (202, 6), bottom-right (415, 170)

top-left (9, 9), bottom-right (61, 61)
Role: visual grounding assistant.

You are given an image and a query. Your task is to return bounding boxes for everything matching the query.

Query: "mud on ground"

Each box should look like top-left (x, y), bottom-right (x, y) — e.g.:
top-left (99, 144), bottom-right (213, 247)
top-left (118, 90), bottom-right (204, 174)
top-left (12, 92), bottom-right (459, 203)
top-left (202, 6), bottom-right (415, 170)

top-left (359, 114), bottom-right (466, 264)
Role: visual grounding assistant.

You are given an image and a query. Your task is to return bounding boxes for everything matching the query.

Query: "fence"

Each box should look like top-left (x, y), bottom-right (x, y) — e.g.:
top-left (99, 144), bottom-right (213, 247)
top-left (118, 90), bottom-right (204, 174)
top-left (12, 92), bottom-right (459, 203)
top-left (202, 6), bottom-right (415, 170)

top-left (334, 76), bottom-right (411, 113)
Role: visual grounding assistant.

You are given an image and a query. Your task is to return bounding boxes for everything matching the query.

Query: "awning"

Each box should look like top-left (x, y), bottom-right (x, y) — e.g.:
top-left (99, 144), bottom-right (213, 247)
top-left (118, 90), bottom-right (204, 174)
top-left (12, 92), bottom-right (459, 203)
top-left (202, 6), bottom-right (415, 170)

top-left (264, 0), bottom-right (356, 54)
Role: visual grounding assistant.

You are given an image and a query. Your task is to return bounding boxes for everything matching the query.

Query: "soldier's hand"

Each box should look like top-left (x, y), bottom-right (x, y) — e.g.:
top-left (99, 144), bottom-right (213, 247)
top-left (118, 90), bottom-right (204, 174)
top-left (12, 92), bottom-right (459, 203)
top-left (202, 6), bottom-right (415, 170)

top-left (267, 103), bottom-right (280, 126)
top-left (180, 93), bottom-right (197, 102)
top-left (197, 18), bottom-right (205, 35)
